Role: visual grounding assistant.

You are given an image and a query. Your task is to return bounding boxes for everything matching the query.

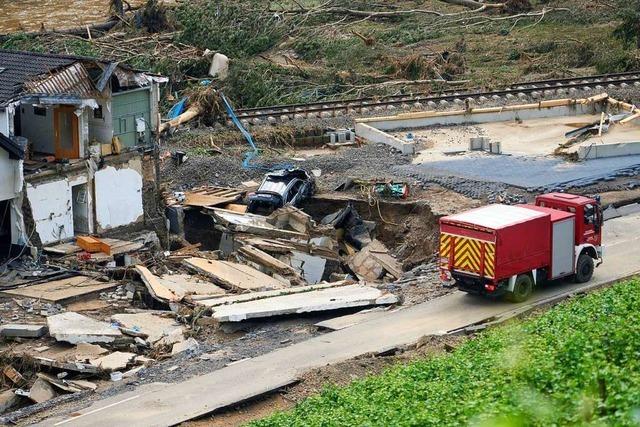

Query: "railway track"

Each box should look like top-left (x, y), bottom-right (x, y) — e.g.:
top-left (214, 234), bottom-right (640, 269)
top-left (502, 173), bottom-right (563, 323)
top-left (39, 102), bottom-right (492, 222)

top-left (233, 71), bottom-right (640, 124)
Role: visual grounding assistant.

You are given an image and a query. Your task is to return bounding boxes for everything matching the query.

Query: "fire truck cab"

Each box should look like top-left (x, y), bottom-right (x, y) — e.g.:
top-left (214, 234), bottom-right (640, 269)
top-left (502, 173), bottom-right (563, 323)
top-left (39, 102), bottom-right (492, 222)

top-left (439, 193), bottom-right (603, 302)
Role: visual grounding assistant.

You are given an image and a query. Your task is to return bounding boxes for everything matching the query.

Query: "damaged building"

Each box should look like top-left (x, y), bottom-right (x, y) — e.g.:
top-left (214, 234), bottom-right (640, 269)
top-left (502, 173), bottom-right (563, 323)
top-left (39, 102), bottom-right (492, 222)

top-left (0, 49), bottom-right (166, 252)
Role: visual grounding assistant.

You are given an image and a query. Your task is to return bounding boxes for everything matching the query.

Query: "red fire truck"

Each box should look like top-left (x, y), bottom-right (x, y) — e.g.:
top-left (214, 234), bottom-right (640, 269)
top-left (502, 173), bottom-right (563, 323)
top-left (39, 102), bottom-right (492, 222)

top-left (439, 193), bottom-right (604, 302)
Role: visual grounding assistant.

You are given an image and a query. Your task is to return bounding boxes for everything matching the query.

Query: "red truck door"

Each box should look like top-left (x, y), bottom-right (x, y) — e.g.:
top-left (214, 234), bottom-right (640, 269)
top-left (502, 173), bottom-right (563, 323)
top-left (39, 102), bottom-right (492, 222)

top-left (551, 217), bottom-right (575, 279)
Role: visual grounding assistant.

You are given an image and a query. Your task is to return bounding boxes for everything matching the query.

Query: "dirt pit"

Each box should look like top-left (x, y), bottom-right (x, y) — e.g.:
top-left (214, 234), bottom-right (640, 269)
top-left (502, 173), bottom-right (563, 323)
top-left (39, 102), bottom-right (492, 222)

top-left (302, 195), bottom-right (439, 270)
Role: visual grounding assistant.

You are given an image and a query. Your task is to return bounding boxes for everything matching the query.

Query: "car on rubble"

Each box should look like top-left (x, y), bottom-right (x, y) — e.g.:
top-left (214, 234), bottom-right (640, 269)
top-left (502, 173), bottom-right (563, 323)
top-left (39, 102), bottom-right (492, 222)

top-left (247, 168), bottom-right (316, 215)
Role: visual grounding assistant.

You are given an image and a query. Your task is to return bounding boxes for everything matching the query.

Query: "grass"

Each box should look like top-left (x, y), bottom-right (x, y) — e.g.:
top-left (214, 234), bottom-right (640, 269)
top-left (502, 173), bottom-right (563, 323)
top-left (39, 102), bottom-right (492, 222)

top-left (252, 278), bottom-right (640, 427)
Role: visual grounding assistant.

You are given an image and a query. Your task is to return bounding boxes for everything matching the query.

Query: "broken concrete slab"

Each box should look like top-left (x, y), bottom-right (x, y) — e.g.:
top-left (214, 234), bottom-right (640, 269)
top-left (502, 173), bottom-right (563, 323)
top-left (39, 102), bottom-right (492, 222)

top-left (0, 389), bottom-right (19, 414)
top-left (158, 274), bottom-right (226, 299)
top-left (0, 276), bottom-right (119, 304)
top-left (171, 337), bottom-right (200, 355)
top-left (90, 352), bottom-right (136, 372)
top-left (29, 378), bottom-right (57, 403)
top-left (0, 323), bottom-right (48, 338)
top-left (47, 312), bottom-right (122, 344)
top-left (205, 208), bottom-right (308, 239)
top-left (315, 307), bottom-right (400, 331)
top-left (211, 284), bottom-right (398, 322)
top-left (194, 280), bottom-right (353, 307)
top-left (349, 240), bottom-right (403, 281)
top-left (135, 265), bottom-right (180, 303)
top-left (183, 257), bottom-right (287, 292)
top-left (111, 313), bottom-right (184, 344)
top-left (267, 205), bottom-right (314, 234)
top-left (290, 251), bottom-right (326, 284)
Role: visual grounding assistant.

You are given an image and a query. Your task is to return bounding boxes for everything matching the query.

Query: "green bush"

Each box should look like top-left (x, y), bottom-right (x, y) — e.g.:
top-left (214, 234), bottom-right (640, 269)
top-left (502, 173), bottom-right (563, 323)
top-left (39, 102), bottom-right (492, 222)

top-left (175, 0), bottom-right (287, 57)
top-left (253, 278), bottom-right (640, 426)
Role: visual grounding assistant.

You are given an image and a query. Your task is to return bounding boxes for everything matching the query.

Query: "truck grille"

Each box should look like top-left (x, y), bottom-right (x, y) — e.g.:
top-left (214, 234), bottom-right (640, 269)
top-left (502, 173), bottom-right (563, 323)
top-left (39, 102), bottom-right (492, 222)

top-left (440, 233), bottom-right (495, 278)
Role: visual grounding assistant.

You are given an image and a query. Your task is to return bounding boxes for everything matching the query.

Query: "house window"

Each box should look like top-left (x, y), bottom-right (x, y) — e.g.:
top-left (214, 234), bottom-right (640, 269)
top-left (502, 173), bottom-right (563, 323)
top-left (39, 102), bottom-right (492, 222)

top-left (94, 105), bottom-right (103, 119)
top-left (33, 106), bottom-right (47, 116)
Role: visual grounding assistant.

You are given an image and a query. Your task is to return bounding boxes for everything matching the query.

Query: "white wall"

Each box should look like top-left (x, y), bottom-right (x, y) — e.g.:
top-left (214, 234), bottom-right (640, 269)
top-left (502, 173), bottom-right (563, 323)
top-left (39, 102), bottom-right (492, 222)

top-left (94, 162), bottom-right (144, 232)
top-left (26, 178), bottom-right (75, 244)
top-left (0, 109), bottom-right (9, 136)
top-left (88, 99), bottom-right (113, 145)
top-left (0, 150), bottom-right (22, 201)
top-left (20, 104), bottom-right (55, 154)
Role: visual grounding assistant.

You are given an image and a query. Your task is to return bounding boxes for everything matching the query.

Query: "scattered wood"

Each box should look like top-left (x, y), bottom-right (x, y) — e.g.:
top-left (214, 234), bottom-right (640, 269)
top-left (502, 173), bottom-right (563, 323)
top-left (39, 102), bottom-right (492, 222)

top-left (0, 276), bottom-right (119, 304)
top-left (238, 245), bottom-right (299, 276)
top-left (183, 187), bottom-right (245, 208)
top-left (183, 257), bottom-right (287, 292)
top-left (76, 236), bottom-right (103, 253)
top-left (620, 111), bottom-right (640, 125)
top-left (235, 237), bottom-right (295, 254)
top-left (206, 208), bottom-right (308, 240)
top-left (159, 105), bottom-right (202, 133)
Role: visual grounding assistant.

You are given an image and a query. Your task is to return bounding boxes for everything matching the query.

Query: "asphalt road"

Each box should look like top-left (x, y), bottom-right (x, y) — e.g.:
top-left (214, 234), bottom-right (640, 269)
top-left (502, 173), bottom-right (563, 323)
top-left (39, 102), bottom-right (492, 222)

top-left (41, 213), bottom-right (640, 427)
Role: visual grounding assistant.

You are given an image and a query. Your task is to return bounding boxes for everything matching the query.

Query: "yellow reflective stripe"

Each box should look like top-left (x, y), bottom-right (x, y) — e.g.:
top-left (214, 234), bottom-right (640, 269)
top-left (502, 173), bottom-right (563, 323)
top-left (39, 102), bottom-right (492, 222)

top-left (439, 233), bottom-right (496, 279)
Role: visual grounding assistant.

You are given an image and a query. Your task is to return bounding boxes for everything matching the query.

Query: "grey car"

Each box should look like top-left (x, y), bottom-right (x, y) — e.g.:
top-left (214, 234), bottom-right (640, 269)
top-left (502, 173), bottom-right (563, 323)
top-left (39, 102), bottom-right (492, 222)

top-left (247, 169), bottom-right (316, 215)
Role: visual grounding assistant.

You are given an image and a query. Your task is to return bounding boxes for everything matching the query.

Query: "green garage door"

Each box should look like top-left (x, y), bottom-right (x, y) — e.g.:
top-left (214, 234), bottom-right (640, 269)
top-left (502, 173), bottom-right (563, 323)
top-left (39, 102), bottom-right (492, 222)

top-left (112, 88), bottom-right (152, 148)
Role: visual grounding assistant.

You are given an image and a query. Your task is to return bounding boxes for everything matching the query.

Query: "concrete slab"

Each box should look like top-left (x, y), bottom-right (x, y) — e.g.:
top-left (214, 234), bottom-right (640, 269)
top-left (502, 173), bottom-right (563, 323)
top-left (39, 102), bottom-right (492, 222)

top-left (194, 281), bottom-right (352, 307)
top-left (37, 213), bottom-right (640, 427)
top-left (183, 257), bottom-right (286, 292)
top-left (111, 313), bottom-right (183, 345)
top-left (355, 122), bottom-right (415, 154)
top-left (211, 285), bottom-right (398, 322)
top-left (0, 276), bottom-right (119, 304)
top-left (90, 352), bottom-right (136, 372)
top-left (0, 324), bottom-right (47, 338)
top-left (47, 312), bottom-right (122, 344)
top-left (315, 307), bottom-right (400, 331)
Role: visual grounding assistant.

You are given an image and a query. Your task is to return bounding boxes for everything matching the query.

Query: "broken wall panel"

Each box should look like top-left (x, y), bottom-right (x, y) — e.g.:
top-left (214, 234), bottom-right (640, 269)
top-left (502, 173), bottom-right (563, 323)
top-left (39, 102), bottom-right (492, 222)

top-left (94, 162), bottom-right (144, 232)
top-left (26, 179), bottom-right (75, 244)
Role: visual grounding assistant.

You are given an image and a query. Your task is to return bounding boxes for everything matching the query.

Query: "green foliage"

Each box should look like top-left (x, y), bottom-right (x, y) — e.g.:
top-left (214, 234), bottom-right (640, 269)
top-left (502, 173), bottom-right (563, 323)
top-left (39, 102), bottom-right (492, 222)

top-left (595, 42), bottom-right (640, 73)
top-left (0, 33), bottom-right (44, 52)
top-left (175, 0), bottom-right (287, 57)
top-left (253, 278), bottom-right (640, 426)
top-left (613, 0), bottom-right (640, 48)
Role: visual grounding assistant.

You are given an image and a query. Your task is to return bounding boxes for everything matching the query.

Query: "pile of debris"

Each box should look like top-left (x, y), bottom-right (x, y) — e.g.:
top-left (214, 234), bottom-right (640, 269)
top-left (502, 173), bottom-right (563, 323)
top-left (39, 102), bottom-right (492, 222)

top-left (1, 169), bottom-right (408, 417)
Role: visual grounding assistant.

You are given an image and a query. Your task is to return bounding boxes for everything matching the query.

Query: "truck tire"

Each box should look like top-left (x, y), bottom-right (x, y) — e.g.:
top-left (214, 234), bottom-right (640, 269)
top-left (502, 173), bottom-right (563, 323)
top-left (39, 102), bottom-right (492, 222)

top-left (575, 254), bottom-right (594, 283)
top-left (507, 274), bottom-right (533, 303)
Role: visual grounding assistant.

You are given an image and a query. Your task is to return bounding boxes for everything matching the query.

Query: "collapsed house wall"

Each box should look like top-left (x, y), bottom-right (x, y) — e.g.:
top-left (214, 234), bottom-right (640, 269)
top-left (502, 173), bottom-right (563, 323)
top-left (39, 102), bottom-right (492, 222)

top-left (24, 153), bottom-right (148, 245)
top-left (94, 158), bottom-right (144, 233)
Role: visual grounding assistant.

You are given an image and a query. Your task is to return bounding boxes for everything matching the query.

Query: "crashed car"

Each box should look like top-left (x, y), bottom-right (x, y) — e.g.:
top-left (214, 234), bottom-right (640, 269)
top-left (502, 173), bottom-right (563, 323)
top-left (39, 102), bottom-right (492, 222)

top-left (247, 169), bottom-right (315, 215)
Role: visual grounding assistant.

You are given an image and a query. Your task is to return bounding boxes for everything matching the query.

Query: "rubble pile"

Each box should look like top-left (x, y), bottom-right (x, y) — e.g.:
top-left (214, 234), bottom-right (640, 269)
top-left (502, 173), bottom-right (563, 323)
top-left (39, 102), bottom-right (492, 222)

top-left (0, 175), bottom-right (419, 418)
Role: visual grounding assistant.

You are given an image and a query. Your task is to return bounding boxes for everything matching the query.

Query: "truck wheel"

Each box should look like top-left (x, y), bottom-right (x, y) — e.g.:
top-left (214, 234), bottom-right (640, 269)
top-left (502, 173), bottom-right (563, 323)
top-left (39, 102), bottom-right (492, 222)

top-left (507, 274), bottom-right (533, 303)
top-left (575, 254), bottom-right (594, 283)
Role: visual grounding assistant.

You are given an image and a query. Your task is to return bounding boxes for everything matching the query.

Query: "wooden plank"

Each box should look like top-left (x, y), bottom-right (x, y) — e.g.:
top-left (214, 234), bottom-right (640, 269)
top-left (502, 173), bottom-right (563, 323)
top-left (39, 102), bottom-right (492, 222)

top-left (43, 242), bottom-right (81, 255)
top-left (237, 237), bottom-right (295, 254)
top-left (223, 204), bottom-right (248, 213)
top-left (183, 257), bottom-right (286, 292)
top-left (135, 265), bottom-right (180, 303)
top-left (620, 111), bottom-right (640, 124)
top-left (0, 276), bottom-right (118, 304)
top-left (238, 246), bottom-right (298, 275)
top-left (184, 193), bottom-right (240, 208)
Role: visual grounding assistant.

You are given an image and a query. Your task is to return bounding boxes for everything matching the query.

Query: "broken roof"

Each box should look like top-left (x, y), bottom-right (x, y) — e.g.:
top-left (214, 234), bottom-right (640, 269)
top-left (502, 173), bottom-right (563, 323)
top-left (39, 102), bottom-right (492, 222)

top-left (0, 49), bottom-right (165, 107)
top-left (0, 49), bottom-right (79, 106)
top-left (0, 132), bottom-right (25, 160)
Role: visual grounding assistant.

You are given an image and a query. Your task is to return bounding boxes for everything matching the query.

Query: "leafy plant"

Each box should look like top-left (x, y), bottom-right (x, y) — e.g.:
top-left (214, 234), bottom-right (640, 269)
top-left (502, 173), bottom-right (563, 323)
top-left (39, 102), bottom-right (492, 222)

top-left (253, 278), bottom-right (640, 426)
top-left (175, 0), bottom-right (288, 57)
top-left (613, 0), bottom-right (640, 49)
